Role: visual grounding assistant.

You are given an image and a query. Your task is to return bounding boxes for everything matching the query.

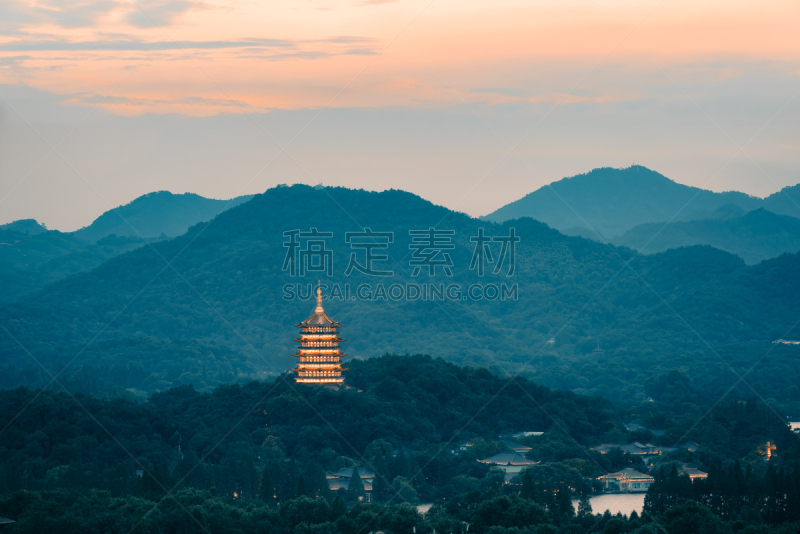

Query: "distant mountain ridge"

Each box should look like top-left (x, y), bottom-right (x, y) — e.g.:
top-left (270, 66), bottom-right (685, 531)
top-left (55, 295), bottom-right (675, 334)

top-left (612, 208), bottom-right (800, 264)
top-left (72, 191), bottom-right (253, 242)
top-left (0, 191), bottom-right (253, 301)
top-left (3, 184), bottom-right (800, 413)
top-left (485, 166), bottom-right (800, 237)
top-left (0, 219), bottom-right (48, 235)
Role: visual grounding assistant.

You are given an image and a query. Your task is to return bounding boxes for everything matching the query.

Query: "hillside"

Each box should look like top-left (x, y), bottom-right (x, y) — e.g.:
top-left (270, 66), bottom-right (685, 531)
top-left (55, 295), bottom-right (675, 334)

top-left (485, 166), bottom-right (762, 237)
top-left (71, 191), bottom-right (253, 242)
top-left (0, 356), bottom-right (796, 534)
top-left (612, 208), bottom-right (800, 264)
top-left (2, 185), bottom-right (800, 412)
top-left (0, 355), bottom-right (623, 530)
top-left (763, 183), bottom-right (800, 219)
top-left (0, 230), bottom-right (152, 301)
top-left (0, 192), bottom-right (253, 302)
top-left (0, 219), bottom-right (48, 235)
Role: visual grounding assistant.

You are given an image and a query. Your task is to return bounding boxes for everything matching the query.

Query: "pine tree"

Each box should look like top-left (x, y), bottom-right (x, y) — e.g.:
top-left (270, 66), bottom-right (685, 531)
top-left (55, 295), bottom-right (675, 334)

top-left (259, 465), bottom-right (274, 503)
top-left (555, 483), bottom-right (575, 524)
top-left (373, 474), bottom-right (390, 503)
top-left (521, 470), bottom-right (536, 501)
top-left (346, 467), bottom-right (366, 502)
top-left (330, 495), bottom-right (347, 520)
top-left (577, 490), bottom-right (592, 518)
top-left (295, 474), bottom-right (308, 499)
top-left (303, 462), bottom-right (332, 500)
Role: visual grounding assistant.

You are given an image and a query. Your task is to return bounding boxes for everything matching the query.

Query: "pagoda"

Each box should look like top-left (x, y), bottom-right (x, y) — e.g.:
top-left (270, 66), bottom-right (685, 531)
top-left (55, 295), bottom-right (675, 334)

top-left (292, 284), bottom-right (346, 384)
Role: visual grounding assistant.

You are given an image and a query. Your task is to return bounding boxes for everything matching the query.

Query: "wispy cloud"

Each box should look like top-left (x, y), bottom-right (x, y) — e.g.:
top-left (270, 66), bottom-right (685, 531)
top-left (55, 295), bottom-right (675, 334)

top-left (471, 88), bottom-right (529, 98)
top-left (0, 35), bottom-right (379, 52)
top-left (0, 0), bottom-right (199, 29)
top-left (33, 0), bottom-right (122, 28)
top-left (124, 0), bottom-right (195, 28)
top-left (64, 92), bottom-right (250, 108)
top-left (0, 38), bottom-right (297, 52)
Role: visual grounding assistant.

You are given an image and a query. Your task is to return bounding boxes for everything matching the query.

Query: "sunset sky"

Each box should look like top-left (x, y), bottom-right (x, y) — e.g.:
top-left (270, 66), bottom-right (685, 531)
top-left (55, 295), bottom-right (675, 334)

top-left (1, 0), bottom-right (798, 230)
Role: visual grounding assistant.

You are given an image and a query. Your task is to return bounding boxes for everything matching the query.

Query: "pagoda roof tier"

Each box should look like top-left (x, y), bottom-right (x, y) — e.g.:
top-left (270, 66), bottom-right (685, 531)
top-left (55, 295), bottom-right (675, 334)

top-left (295, 378), bottom-right (346, 383)
top-left (296, 285), bottom-right (343, 328)
top-left (292, 367), bottom-right (349, 373)
top-left (294, 338), bottom-right (345, 343)
top-left (293, 352), bottom-right (346, 358)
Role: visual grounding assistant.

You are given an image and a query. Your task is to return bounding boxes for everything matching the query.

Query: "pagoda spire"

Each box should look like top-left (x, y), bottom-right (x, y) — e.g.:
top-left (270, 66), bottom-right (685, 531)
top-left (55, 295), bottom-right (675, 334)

top-left (315, 280), bottom-right (324, 313)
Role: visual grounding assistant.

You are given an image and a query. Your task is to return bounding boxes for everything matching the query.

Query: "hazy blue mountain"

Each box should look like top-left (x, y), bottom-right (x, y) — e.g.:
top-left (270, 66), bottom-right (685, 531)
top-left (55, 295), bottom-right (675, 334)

top-left (763, 184), bottom-right (800, 219)
top-left (612, 208), bottom-right (800, 264)
top-left (484, 166), bottom-right (762, 237)
top-left (71, 191), bottom-right (253, 242)
top-left (1, 191), bottom-right (252, 301)
top-left (0, 230), bottom-right (154, 301)
top-left (0, 218), bottom-right (48, 235)
top-left (2, 185), bottom-right (800, 412)
top-left (709, 203), bottom-right (747, 219)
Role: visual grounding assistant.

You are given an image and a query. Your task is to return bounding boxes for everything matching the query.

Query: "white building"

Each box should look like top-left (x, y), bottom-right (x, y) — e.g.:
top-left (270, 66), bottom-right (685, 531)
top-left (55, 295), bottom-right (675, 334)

top-left (598, 468), bottom-right (654, 493)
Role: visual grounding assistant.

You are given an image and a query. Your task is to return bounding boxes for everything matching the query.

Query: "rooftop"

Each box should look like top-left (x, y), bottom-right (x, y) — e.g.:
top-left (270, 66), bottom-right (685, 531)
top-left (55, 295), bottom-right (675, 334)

top-left (480, 452), bottom-right (538, 466)
top-left (298, 287), bottom-right (343, 328)
top-left (598, 468), bottom-right (654, 481)
top-left (681, 467), bottom-right (708, 478)
top-left (502, 440), bottom-right (532, 452)
top-left (327, 466), bottom-right (375, 480)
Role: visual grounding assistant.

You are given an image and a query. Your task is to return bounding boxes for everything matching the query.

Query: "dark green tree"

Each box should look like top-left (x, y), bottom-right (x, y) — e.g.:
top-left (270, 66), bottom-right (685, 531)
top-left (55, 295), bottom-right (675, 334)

top-left (472, 494), bottom-right (549, 531)
top-left (577, 490), bottom-right (593, 519)
top-left (330, 495), bottom-right (347, 520)
top-left (346, 468), bottom-right (366, 502)
top-left (295, 474), bottom-right (308, 499)
top-left (521, 469), bottom-right (537, 501)
top-left (259, 464), bottom-right (274, 503)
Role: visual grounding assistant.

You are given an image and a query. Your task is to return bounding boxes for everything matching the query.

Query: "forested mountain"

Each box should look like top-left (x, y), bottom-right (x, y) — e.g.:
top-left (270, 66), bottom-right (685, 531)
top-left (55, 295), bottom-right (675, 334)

top-left (484, 166), bottom-right (762, 237)
top-left (0, 356), bottom-right (797, 534)
top-left (485, 166), bottom-right (800, 263)
top-left (0, 219), bottom-right (47, 235)
top-left (763, 183), bottom-right (800, 219)
top-left (71, 191), bottom-right (253, 242)
top-left (0, 231), bottom-right (155, 302)
top-left (0, 192), bottom-right (252, 302)
top-left (2, 185), bottom-right (800, 412)
top-left (612, 208), bottom-right (800, 264)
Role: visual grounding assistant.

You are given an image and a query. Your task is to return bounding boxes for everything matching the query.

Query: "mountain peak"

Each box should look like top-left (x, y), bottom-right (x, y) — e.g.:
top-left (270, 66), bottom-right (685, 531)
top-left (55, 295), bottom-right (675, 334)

top-left (71, 191), bottom-right (253, 242)
top-left (486, 166), bottom-right (762, 237)
top-left (0, 219), bottom-right (48, 235)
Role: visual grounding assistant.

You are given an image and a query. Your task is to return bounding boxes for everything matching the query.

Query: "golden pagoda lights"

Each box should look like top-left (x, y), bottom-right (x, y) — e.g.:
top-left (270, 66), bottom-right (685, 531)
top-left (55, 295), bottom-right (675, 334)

top-left (292, 283), bottom-right (346, 385)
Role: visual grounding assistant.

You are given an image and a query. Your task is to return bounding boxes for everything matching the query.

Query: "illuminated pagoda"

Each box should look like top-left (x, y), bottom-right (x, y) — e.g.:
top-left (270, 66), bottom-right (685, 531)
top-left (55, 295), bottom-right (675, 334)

top-left (292, 283), bottom-right (346, 385)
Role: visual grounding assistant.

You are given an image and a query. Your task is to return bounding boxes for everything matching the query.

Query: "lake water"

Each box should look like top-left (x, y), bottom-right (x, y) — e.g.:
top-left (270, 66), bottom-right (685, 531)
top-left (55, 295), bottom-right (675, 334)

top-left (418, 493), bottom-right (644, 517)
top-left (572, 494), bottom-right (645, 516)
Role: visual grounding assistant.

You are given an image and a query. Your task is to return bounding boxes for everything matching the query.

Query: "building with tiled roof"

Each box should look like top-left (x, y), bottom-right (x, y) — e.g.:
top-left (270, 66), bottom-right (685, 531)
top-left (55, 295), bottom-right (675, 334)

top-left (479, 452), bottom-right (539, 483)
top-left (598, 468), bottom-right (654, 493)
top-left (326, 467), bottom-right (375, 499)
top-left (680, 466), bottom-right (708, 480)
top-left (502, 440), bottom-right (532, 452)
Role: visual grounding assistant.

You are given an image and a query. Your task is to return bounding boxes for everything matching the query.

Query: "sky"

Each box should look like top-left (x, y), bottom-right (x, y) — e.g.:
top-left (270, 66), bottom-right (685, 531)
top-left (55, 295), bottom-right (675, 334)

top-left (0, 0), bottom-right (798, 231)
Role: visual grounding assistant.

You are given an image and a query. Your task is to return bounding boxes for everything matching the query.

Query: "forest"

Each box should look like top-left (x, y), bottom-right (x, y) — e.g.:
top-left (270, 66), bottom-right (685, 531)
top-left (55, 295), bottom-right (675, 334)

top-left (1, 185), bottom-right (800, 416)
top-left (0, 355), bottom-right (798, 533)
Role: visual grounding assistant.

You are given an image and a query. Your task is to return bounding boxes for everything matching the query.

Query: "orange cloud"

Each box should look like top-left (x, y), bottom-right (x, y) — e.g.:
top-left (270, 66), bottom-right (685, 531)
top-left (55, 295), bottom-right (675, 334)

top-left (1, 0), bottom-right (797, 115)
